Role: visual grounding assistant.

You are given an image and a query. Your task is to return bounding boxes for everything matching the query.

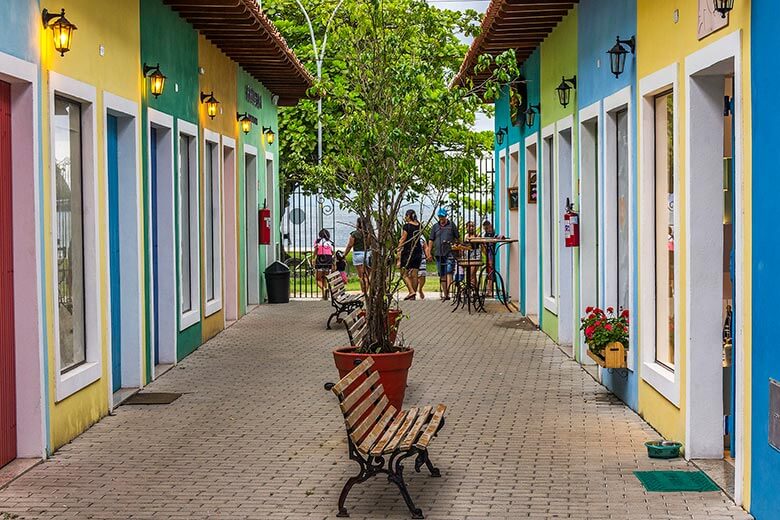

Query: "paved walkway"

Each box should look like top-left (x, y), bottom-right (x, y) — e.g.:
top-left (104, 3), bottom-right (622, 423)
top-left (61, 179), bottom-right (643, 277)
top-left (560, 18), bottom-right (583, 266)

top-left (0, 301), bottom-right (751, 519)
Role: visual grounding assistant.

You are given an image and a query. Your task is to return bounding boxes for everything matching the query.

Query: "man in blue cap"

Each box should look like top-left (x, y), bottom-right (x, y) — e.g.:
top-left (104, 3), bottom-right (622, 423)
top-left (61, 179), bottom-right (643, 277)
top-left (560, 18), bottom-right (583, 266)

top-left (427, 207), bottom-right (459, 300)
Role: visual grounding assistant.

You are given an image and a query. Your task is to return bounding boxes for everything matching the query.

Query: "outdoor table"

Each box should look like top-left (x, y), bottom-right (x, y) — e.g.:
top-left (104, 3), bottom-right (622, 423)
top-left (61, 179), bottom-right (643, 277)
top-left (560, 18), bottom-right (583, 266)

top-left (452, 259), bottom-right (485, 314)
top-left (464, 237), bottom-right (518, 311)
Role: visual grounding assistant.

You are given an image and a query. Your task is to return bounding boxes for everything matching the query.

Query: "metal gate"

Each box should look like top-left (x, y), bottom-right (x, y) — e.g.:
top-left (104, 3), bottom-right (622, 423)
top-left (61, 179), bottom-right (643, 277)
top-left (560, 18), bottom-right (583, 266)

top-left (282, 188), bottom-right (337, 298)
top-left (0, 80), bottom-right (16, 468)
top-left (448, 154), bottom-right (495, 232)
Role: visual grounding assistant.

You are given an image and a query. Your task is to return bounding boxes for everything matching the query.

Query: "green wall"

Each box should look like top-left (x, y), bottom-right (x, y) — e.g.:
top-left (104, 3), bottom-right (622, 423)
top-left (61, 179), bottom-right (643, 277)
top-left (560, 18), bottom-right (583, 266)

top-left (140, 0), bottom-right (201, 368)
top-left (539, 8), bottom-right (580, 352)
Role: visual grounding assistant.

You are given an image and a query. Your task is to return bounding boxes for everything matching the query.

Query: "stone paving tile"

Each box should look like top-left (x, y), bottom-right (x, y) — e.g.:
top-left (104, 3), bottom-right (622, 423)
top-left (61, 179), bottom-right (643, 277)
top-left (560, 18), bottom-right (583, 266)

top-left (0, 300), bottom-right (752, 520)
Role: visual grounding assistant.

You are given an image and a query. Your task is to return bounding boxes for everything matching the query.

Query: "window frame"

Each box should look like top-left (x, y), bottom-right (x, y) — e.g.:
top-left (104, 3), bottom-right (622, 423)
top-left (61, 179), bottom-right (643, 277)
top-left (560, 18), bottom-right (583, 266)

top-left (177, 119), bottom-right (200, 330)
top-left (49, 72), bottom-right (102, 402)
top-left (203, 129), bottom-right (222, 317)
top-left (541, 124), bottom-right (557, 313)
top-left (639, 64), bottom-right (680, 406)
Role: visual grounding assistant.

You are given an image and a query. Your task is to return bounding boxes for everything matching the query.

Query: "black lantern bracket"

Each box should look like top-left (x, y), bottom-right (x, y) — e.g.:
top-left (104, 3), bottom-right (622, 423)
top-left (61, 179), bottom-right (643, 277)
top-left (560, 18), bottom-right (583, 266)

top-left (496, 126), bottom-right (508, 146)
top-left (200, 91), bottom-right (216, 103)
top-left (556, 76), bottom-right (577, 108)
top-left (607, 36), bottom-right (636, 79)
top-left (42, 8), bottom-right (71, 28)
top-left (525, 103), bottom-right (541, 128)
top-left (143, 62), bottom-right (163, 77)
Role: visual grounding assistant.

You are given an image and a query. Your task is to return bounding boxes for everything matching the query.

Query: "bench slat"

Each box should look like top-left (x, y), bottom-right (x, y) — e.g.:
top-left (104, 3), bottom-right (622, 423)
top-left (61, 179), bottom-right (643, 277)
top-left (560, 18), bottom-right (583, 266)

top-left (331, 357), bottom-right (375, 396)
top-left (358, 405), bottom-right (398, 454)
top-left (383, 407), bottom-right (422, 454)
top-left (399, 405), bottom-right (433, 451)
top-left (339, 370), bottom-right (381, 413)
top-left (370, 410), bottom-right (409, 456)
top-left (413, 404), bottom-right (447, 450)
top-left (351, 401), bottom-right (392, 445)
top-left (326, 272), bottom-right (342, 281)
top-left (345, 389), bottom-right (386, 429)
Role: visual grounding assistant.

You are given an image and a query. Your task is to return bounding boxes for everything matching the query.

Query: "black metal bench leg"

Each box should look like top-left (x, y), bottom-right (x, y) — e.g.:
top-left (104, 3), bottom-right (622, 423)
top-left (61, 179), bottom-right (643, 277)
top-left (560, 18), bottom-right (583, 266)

top-left (327, 311), bottom-right (339, 330)
top-left (414, 450), bottom-right (441, 477)
top-left (389, 452), bottom-right (424, 519)
top-left (337, 472), bottom-right (369, 517)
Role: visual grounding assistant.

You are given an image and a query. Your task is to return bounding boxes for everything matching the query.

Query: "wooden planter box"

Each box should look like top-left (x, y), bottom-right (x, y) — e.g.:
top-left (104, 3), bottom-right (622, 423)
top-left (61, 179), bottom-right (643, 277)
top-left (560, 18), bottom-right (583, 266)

top-left (586, 342), bottom-right (627, 369)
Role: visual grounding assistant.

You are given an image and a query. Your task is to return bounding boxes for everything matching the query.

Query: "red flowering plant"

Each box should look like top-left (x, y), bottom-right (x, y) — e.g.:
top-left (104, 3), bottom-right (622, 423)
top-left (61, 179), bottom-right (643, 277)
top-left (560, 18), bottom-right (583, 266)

top-left (579, 306), bottom-right (629, 355)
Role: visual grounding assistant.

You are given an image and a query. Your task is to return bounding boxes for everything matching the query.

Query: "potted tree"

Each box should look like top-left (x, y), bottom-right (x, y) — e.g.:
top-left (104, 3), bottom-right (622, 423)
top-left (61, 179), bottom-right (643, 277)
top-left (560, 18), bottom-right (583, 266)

top-left (580, 307), bottom-right (629, 369)
top-left (271, 0), bottom-right (519, 408)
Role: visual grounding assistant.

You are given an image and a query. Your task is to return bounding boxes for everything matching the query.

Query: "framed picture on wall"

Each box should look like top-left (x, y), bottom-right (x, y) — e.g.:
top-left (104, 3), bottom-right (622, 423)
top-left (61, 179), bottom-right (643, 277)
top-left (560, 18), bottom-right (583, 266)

top-left (508, 187), bottom-right (519, 210)
top-left (527, 170), bottom-right (538, 204)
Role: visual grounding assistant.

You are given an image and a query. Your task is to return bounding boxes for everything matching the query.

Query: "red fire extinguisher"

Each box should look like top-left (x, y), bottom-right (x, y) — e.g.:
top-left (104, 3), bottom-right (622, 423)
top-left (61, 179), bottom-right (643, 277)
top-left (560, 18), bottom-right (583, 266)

top-left (564, 198), bottom-right (579, 248)
top-left (259, 205), bottom-right (271, 245)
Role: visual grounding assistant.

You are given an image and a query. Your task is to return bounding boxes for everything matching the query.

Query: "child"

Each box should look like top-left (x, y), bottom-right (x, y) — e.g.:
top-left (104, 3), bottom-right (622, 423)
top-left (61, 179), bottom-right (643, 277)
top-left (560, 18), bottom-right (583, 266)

top-left (314, 229), bottom-right (334, 299)
top-left (335, 251), bottom-right (348, 285)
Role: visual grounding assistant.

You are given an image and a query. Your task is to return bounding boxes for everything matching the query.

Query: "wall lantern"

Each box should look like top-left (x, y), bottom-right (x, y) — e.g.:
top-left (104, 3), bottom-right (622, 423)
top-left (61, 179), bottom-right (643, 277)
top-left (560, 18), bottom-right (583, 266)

top-left (525, 104), bottom-right (540, 128)
top-left (496, 126), bottom-right (508, 146)
top-left (42, 8), bottom-right (77, 57)
top-left (607, 36), bottom-right (636, 79)
top-left (556, 76), bottom-right (577, 108)
top-left (263, 126), bottom-right (275, 145)
top-left (200, 91), bottom-right (219, 119)
top-left (713, 0), bottom-right (735, 17)
top-left (143, 63), bottom-right (166, 98)
top-left (237, 112), bottom-right (253, 134)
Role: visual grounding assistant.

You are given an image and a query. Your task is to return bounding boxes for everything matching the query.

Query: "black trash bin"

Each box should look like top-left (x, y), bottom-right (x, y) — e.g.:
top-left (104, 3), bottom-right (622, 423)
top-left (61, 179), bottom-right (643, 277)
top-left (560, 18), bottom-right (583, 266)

top-left (264, 261), bottom-right (290, 304)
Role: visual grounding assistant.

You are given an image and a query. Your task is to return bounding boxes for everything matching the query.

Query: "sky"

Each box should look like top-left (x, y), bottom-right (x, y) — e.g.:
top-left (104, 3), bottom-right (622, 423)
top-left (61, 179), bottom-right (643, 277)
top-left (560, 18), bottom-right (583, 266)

top-left (427, 0), bottom-right (493, 132)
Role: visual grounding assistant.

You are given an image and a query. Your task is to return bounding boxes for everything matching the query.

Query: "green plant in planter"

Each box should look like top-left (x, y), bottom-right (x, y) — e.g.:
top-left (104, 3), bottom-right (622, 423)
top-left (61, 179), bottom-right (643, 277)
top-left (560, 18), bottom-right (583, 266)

top-left (270, 0), bottom-right (519, 354)
top-left (580, 306), bottom-right (629, 355)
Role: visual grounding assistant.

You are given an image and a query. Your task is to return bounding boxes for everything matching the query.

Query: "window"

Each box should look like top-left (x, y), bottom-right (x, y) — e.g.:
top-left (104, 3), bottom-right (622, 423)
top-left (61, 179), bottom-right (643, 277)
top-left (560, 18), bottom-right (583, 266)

top-left (178, 121), bottom-right (200, 330)
top-left (54, 96), bottom-right (85, 372)
top-left (179, 134), bottom-right (193, 313)
top-left (203, 135), bottom-right (222, 316)
top-left (654, 91), bottom-right (675, 369)
top-left (542, 135), bottom-right (557, 304)
top-left (616, 108), bottom-right (629, 311)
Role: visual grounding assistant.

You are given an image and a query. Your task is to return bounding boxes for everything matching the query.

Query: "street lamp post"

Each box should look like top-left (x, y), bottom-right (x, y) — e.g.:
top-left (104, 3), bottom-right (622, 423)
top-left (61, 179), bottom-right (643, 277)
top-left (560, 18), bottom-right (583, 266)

top-left (294, 0), bottom-right (344, 165)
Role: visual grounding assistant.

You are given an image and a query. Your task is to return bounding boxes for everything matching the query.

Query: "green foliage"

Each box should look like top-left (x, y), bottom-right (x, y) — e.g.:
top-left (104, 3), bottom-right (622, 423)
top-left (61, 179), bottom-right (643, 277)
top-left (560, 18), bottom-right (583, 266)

top-left (266, 0), bottom-right (519, 352)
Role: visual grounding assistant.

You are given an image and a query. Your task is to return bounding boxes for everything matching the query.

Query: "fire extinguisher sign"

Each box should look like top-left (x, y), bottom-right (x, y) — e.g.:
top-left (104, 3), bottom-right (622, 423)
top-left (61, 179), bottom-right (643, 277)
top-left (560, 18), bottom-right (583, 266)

top-left (563, 199), bottom-right (579, 248)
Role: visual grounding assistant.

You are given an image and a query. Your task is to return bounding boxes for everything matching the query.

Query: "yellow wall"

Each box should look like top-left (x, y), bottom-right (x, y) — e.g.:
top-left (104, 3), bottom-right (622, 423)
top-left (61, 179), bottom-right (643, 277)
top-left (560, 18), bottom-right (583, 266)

top-left (198, 35), bottom-right (237, 342)
top-left (636, 0), bottom-right (751, 504)
top-left (40, 0), bottom-right (143, 449)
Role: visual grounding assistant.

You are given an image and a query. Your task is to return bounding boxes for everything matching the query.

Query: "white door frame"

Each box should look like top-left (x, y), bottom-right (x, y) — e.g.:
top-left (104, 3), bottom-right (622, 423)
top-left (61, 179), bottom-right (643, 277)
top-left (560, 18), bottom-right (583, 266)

top-left (508, 144), bottom-right (521, 302)
top-left (524, 134), bottom-right (539, 318)
top-left (244, 144), bottom-right (260, 305)
top-left (556, 116), bottom-right (575, 346)
top-left (222, 136), bottom-right (237, 323)
top-left (684, 31), bottom-right (744, 505)
top-left (265, 151), bottom-right (277, 266)
top-left (147, 108), bottom-right (177, 375)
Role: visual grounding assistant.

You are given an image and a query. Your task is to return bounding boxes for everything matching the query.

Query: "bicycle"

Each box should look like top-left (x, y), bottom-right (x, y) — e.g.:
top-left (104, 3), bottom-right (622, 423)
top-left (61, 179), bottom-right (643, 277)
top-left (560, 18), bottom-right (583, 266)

top-left (284, 252), bottom-right (316, 279)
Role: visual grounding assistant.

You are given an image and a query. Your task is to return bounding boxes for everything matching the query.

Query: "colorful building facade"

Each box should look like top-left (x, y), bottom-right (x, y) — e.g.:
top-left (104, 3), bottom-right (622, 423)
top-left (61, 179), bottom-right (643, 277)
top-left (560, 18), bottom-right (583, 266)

top-left (0, 0), bottom-right (310, 471)
top-left (457, 0), bottom-right (759, 515)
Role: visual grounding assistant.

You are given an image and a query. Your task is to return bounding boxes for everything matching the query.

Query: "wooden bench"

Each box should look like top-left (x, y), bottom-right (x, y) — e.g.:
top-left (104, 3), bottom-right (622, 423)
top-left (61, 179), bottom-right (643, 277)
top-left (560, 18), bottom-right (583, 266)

top-left (325, 357), bottom-right (446, 519)
top-left (342, 308), bottom-right (369, 348)
top-left (325, 272), bottom-right (364, 329)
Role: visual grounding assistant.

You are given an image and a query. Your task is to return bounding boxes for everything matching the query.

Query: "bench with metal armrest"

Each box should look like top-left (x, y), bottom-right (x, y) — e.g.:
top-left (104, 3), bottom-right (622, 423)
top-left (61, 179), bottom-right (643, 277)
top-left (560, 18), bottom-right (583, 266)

top-left (325, 271), bottom-right (364, 329)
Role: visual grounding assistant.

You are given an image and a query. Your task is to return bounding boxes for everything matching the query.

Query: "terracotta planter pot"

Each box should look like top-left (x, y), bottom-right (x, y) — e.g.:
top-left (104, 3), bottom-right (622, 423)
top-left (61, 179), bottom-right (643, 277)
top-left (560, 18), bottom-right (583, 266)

top-left (333, 347), bottom-right (414, 410)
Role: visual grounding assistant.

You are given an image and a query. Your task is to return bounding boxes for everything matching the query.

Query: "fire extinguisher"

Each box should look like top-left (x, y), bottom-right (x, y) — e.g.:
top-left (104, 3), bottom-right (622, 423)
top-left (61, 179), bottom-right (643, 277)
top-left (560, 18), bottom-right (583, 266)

top-left (259, 204), bottom-right (271, 245)
top-left (563, 198), bottom-right (579, 248)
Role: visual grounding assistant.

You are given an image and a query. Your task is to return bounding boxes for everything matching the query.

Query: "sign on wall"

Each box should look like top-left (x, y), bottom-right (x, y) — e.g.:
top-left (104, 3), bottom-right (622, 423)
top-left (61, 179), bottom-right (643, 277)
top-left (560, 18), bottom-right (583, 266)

top-left (698, 0), bottom-right (728, 40)
top-left (527, 170), bottom-right (537, 204)
top-left (245, 85), bottom-right (262, 109)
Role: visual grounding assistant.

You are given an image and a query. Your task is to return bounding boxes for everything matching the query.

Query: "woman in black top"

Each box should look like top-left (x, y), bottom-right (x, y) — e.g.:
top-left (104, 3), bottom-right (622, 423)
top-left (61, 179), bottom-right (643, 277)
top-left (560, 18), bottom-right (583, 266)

top-left (344, 217), bottom-right (371, 294)
top-left (397, 209), bottom-right (423, 300)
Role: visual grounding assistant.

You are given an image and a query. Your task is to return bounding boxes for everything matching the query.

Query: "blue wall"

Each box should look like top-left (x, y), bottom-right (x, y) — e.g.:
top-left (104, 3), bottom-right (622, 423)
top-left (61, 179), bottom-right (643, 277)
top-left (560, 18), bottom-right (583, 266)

top-left (750, 0), bottom-right (780, 516)
top-left (0, 0), bottom-right (39, 62)
top-left (577, 0), bottom-right (638, 410)
top-left (493, 49), bottom-right (540, 316)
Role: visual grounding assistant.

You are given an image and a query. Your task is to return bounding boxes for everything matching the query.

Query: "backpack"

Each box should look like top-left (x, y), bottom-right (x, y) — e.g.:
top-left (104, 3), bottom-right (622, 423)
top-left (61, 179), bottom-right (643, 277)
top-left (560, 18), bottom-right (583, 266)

top-left (315, 239), bottom-right (334, 266)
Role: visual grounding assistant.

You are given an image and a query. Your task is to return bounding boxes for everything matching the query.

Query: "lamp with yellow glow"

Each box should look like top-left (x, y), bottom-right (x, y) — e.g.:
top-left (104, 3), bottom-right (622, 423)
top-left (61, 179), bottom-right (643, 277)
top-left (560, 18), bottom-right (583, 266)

top-left (263, 127), bottom-right (275, 145)
top-left (237, 113), bottom-right (252, 134)
top-left (143, 63), bottom-right (166, 98)
top-left (42, 8), bottom-right (77, 57)
top-left (200, 91), bottom-right (219, 119)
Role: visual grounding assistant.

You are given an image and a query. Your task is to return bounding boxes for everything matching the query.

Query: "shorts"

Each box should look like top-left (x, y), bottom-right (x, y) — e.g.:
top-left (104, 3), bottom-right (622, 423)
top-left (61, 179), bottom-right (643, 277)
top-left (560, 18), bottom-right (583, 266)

top-left (435, 255), bottom-right (455, 277)
top-left (352, 250), bottom-right (369, 266)
top-left (419, 258), bottom-right (427, 277)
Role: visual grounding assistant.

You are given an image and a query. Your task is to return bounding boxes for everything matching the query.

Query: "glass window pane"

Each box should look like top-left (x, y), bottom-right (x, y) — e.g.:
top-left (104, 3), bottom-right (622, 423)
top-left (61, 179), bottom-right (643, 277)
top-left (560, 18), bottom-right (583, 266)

top-left (54, 97), bottom-right (86, 372)
top-left (654, 92), bottom-right (675, 369)
top-left (180, 134), bottom-right (192, 313)
top-left (616, 109), bottom-right (629, 311)
top-left (205, 141), bottom-right (215, 301)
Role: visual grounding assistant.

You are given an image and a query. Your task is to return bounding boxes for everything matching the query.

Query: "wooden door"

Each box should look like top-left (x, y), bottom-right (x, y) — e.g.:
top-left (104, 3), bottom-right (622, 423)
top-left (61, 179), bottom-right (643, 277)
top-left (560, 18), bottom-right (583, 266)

top-left (0, 80), bottom-right (16, 467)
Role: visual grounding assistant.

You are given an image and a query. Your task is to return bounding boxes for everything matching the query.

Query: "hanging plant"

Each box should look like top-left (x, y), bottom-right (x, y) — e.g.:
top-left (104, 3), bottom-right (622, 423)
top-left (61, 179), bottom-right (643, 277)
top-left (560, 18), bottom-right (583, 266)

top-left (580, 306), bottom-right (629, 355)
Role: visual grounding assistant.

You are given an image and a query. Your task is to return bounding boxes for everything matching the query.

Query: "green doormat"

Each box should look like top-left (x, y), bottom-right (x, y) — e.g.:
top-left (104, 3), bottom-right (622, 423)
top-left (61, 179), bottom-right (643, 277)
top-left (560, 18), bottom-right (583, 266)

top-left (634, 471), bottom-right (720, 492)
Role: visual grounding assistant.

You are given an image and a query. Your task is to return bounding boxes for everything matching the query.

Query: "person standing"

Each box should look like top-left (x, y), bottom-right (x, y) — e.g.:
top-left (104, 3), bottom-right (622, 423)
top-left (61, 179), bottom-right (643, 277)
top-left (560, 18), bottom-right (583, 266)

top-left (427, 208), bottom-right (459, 300)
top-left (314, 228), bottom-right (335, 299)
top-left (344, 217), bottom-right (371, 294)
top-left (397, 209), bottom-right (423, 300)
top-left (418, 235), bottom-right (428, 299)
